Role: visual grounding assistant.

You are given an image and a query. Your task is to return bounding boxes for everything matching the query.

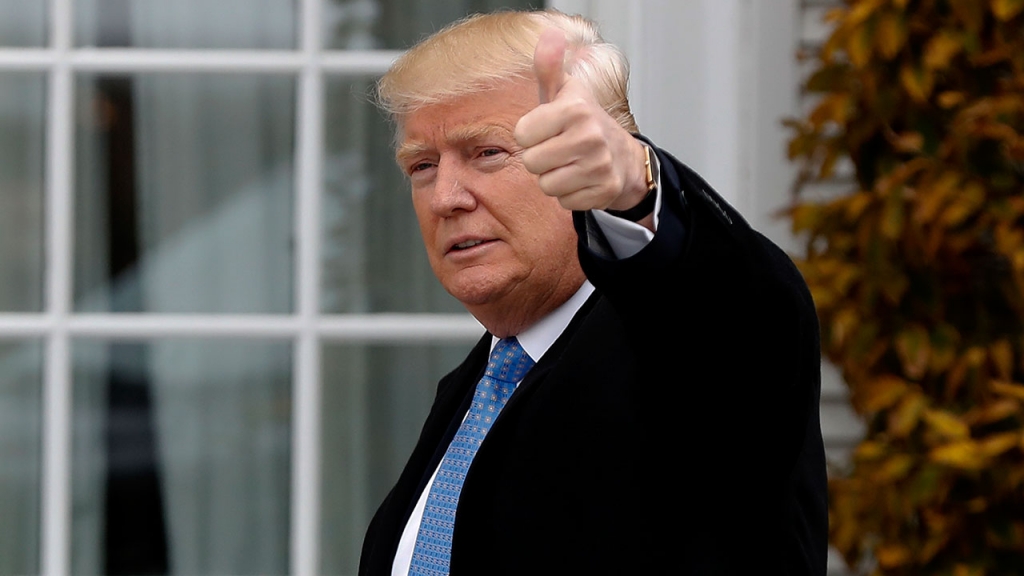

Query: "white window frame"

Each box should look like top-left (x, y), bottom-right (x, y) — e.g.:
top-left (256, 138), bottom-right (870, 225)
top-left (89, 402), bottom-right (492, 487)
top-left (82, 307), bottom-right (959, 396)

top-left (0, 1), bottom-right (484, 575)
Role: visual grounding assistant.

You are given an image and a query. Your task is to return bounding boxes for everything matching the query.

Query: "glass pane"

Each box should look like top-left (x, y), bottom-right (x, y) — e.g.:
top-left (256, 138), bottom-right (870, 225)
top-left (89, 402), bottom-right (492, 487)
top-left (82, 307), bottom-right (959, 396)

top-left (323, 0), bottom-right (542, 50)
top-left (322, 75), bottom-right (463, 313)
top-left (0, 340), bottom-right (43, 576)
top-left (0, 73), bottom-right (45, 312)
top-left (75, 0), bottom-right (295, 49)
top-left (71, 339), bottom-right (292, 576)
top-left (319, 341), bottom-right (475, 575)
top-left (0, 0), bottom-right (46, 46)
top-left (74, 73), bottom-right (295, 314)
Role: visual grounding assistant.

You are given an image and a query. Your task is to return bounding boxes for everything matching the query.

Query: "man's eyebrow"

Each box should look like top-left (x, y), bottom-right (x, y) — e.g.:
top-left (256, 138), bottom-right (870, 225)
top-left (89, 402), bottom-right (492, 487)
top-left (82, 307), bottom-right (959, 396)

top-left (395, 124), bottom-right (514, 163)
top-left (395, 141), bottom-right (428, 163)
top-left (449, 124), bottom-right (513, 144)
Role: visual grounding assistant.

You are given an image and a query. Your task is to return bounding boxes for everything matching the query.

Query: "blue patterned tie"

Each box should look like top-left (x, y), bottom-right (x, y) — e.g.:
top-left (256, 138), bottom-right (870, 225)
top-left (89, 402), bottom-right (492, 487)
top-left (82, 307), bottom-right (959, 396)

top-left (409, 337), bottom-right (535, 576)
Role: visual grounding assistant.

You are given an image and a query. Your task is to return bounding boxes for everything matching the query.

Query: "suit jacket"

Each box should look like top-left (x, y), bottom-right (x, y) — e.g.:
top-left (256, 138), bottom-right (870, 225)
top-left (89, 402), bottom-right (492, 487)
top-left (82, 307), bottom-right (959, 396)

top-left (359, 142), bottom-right (828, 575)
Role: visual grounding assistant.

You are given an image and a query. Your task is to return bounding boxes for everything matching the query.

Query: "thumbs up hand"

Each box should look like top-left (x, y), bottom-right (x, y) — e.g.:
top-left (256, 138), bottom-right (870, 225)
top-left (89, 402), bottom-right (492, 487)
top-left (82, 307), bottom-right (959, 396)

top-left (514, 29), bottom-right (650, 217)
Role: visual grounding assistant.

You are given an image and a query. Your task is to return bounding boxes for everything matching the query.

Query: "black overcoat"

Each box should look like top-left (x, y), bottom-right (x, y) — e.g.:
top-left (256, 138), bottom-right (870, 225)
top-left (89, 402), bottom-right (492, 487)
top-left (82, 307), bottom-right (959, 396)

top-left (359, 141), bottom-right (828, 575)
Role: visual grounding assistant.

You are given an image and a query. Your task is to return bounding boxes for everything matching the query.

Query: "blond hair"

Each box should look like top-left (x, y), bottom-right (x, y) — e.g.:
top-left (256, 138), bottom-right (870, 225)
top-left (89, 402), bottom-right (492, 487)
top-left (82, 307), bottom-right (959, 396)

top-left (376, 9), bottom-right (638, 133)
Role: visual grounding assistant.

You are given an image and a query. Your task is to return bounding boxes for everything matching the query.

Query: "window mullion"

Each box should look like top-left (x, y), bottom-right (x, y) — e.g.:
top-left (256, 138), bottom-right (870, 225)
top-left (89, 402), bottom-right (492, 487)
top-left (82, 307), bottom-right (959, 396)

top-left (41, 0), bottom-right (74, 574)
top-left (292, 0), bottom-right (324, 573)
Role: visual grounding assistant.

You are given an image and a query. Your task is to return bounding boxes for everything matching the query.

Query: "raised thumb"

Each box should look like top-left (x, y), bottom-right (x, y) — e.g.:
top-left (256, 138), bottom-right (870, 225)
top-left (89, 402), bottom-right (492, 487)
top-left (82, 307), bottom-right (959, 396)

top-left (534, 28), bottom-right (568, 104)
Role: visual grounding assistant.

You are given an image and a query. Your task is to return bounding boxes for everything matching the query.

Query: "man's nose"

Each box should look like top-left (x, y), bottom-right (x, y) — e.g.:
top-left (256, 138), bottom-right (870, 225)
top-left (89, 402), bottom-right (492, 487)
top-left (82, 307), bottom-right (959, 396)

top-left (430, 157), bottom-right (477, 217)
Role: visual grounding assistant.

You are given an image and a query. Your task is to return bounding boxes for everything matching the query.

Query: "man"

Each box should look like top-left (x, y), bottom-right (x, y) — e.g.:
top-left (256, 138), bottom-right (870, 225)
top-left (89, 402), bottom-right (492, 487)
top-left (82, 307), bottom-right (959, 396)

top-left (360, 9), bottom-right (827, 576)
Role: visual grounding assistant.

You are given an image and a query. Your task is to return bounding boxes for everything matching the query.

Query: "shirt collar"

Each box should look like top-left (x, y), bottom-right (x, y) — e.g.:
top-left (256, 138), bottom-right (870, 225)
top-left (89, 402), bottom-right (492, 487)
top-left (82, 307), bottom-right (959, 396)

top-left (491, 280), bottom-right (595, 363)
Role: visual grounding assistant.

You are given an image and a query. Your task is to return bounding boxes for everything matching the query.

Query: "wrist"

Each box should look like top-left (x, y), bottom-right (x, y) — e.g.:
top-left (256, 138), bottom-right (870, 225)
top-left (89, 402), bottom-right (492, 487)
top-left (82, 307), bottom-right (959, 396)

top-left (605, 142), bottom-right (658, 222)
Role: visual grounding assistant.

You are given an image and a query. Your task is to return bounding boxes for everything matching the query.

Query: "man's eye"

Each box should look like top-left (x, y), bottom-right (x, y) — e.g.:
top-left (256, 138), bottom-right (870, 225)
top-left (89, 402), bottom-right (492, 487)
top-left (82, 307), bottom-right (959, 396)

top-left (409, 161), bottom-right (435, 174)
top-left (479, 148), bottom-right (503, 158)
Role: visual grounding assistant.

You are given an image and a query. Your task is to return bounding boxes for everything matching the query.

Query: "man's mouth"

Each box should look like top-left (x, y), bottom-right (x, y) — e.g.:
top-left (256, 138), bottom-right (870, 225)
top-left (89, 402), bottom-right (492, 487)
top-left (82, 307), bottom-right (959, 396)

top-left (447, 238), bottom-right (496, 254)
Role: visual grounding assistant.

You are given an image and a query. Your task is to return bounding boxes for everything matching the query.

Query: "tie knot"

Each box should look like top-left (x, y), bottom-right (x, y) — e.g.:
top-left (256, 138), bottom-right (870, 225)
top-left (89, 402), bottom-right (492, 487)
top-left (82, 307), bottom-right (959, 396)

top-left (484, 337), bottom-right (535, 383)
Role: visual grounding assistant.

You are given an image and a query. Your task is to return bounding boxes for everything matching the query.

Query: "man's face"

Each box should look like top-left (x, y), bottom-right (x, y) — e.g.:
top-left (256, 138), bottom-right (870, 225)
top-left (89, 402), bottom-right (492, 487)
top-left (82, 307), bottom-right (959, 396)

top-left (397, 79), bottom-right (584, 329)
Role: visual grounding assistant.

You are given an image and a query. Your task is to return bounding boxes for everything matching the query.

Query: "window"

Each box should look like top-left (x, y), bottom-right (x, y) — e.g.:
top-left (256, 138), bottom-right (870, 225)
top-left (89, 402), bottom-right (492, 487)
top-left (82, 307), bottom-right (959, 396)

top-left (0, 1), bottom-right (538, 574)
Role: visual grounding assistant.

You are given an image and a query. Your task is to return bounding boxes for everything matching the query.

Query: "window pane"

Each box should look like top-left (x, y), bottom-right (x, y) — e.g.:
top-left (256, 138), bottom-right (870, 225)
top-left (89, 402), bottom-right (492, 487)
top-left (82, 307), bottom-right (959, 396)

top-left (71, 339), bottom-right (292, 576)
top-left (0, 340), bottom-right (43, 576)
top-left (322, 76), bottom-right (463, 313)
top-left (74, 73), bottom-right (295, 314)
top-left (75, 0), bottom-right (295, 49)
top-left (0, 0), bottom-right (46, 46)
top-left (319, 341), bottom-right (474, 575)
top-left (323, 0), bottom-right (542, 50)
top-left (0, 73), bottom-right (45, 312)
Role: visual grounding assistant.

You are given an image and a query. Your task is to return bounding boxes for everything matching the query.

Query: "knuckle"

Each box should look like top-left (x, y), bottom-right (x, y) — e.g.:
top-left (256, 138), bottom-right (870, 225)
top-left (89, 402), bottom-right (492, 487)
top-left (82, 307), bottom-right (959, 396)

top-left (521, 149), bottom-right (541, 173)
top-left (563, 97), bottom-right (591, 120)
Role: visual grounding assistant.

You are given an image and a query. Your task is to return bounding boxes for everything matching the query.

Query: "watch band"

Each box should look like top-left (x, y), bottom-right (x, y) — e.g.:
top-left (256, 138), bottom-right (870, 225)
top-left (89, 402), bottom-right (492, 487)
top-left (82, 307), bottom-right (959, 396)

top-left (605, 143), bottom-right (659, 222)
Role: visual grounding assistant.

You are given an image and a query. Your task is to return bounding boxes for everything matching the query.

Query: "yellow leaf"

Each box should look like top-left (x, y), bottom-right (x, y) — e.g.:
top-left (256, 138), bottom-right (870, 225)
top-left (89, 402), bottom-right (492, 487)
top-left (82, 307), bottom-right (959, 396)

top-left (888, 392), bottom-right (926, 437)
top-left (853, 375), bottom-right (908, 413)
top-left (892, 131), bottom-right (924, 153)
top-left (950, 0), bottom-right (986, 32)
top-left (875, 11), bottom-right (907, 59)
top-left (874, 454), bottom-right (915, 481)
top-left (992, 0), bottom-right (1024, 20)
top-left (990, 339), bottom-right (1014, 379)
top-left (896, 324), bottom-right (931, 380)
top-left (900, 63), bottom-right (935, 102)
top-left (879, 269), bottom-right (910, 305)
top-left (953, 563), bottom-right (986, 576)
top-left (810, 93), bottom-right (852, 125)
top-left (914, 172), bottom-right (960, 225)
top-left (929, 324), bottom-right (960, 374)
top-left (995, 223), bottom-right (1024, 256)
top-left (876, 543), bottom-right (912, 568)
top-left (938, 91), bottom-right (966, 108)
top-left (978, 432), bottom-right (1020, 458)
top-left (965, 398), bottom-right (1020, 427)
top-left (920, 531), bottom-right (950, 562)
top-left (847, 0), bottom-right (882, 26)
top-left (940, 181), bottom-right (985, 227)
top-left (847, 24), bottom-right (874, 68)
top-left (790, 204), bottom-right (822, 233)
top-left (930, 440), bottom-right (984, 469)
top-left (854, 440), bottom-right (886, 461)
top-left (924, 31), bottom-right (964, 70)
top-left (830, 307), bottom-right (859, 349)
top-left (824, 8), bottom-right (846, 24)
top-left (967, 497), bottom-right (988, 512)
top-left (991, 380), bottom-right (1024, 402)
top-left (844, 192), bottom-right (873, 221)
top-left (880, 187), bottom-right (905, 239)
top-left (967, 346), bottom-right (987, 367)
top-left (923, 408), bottom-right (970, 440)
top-left (987, 521), bottom-right (1024, 549)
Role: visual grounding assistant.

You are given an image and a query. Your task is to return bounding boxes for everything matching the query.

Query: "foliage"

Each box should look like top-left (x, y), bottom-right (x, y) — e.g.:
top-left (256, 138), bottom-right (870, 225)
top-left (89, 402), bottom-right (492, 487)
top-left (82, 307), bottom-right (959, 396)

top-left (785, 0), bottom-right (1024, 573)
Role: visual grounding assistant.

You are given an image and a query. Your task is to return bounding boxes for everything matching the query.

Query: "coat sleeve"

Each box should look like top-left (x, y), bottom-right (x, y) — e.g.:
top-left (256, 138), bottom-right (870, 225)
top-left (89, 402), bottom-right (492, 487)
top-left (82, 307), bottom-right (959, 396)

top-left (572, 138), bottom-right (829, 576)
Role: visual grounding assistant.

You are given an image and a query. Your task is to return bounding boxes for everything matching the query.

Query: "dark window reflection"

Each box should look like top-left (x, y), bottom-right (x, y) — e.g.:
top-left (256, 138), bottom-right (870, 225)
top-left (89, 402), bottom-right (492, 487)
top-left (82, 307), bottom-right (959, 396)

top-left (72, 339), bottom-right (293, 575)
top-left (76, 0), bottom-right (296, 49)
top-left (0, 72), bottom-right (45, 313)
top-left (0, 1), bottom-right (47, 47)
top-left (0, 340), bottom-right (43, 576)
top-left (324, 0), bottom-right (542, 50)
top-left (319, 342), bottom-right (472, 574)
top-left (73, 71), bottom-right (296, 315)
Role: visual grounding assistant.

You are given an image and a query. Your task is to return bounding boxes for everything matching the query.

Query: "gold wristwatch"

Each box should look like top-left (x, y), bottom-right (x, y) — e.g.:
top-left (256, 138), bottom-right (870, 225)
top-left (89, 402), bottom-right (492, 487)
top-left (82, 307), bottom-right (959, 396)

top-left (605, 142), bottom-right (659, 222)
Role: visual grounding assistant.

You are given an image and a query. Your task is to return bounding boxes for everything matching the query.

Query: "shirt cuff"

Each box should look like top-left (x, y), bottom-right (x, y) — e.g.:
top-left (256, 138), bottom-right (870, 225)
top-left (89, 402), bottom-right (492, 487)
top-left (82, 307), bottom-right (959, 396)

top-left (591, 171), bottom-right (663, 259)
